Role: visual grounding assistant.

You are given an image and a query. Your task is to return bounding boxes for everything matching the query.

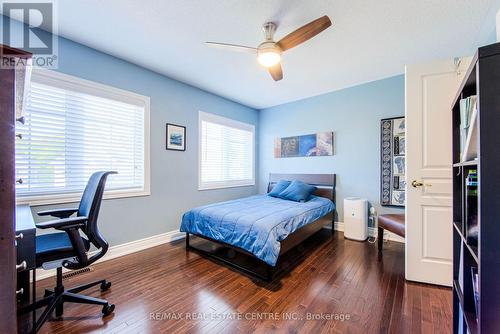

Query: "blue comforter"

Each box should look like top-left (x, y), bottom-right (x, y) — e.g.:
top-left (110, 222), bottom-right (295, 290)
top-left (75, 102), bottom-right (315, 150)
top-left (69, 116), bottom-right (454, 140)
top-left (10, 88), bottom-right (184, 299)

top-left (180, 195), bottom-right (334, 266)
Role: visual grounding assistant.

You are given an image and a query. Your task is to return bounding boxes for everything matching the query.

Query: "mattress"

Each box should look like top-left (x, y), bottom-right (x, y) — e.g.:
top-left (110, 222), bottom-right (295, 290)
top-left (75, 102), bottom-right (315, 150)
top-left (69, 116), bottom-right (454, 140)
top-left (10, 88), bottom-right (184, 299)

top-left (180, 194), bottom-right (334, 266)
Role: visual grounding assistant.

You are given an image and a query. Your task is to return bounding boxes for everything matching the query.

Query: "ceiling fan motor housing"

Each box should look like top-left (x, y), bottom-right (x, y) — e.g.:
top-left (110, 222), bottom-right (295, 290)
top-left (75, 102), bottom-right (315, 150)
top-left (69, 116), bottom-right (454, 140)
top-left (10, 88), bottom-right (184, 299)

top-left (262, 22), bottom-right (277, 41)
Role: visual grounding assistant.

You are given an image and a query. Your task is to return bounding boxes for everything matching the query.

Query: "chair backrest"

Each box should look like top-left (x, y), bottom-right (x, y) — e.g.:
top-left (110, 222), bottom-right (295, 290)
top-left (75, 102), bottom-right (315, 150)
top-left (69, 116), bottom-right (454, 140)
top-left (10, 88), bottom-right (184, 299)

top-left (78, 171), bottom-right (117, 251)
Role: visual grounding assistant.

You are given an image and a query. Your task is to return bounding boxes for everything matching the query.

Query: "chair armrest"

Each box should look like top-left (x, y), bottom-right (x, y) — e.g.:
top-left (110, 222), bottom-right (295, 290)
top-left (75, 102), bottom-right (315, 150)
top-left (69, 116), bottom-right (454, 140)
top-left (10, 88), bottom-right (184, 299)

top-left (36, 216), bottom-right (88, 230)
top-left (37, 208), bottom-right (79, 219)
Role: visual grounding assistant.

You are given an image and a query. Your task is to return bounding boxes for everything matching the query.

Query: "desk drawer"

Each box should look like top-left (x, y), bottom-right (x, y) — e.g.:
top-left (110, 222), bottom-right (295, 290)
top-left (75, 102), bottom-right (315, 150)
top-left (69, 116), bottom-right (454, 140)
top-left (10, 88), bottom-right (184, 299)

top-left (16, 231), bottom-right (35, 271)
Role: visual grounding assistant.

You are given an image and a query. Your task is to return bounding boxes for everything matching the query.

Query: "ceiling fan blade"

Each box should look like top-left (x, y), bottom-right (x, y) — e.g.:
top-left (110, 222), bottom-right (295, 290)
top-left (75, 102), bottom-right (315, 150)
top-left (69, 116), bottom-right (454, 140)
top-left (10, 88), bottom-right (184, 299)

top-left (277, 15), bottom-right (332, 52)
top-left (268, 63), bottom-right (283, 81)
top-left (205, 42), bottom-right (257, 53)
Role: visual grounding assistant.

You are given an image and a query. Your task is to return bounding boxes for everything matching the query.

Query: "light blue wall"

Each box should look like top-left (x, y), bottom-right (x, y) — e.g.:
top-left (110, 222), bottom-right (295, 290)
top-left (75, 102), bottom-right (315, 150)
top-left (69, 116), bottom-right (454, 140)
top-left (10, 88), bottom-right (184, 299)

top-left (258, 76), bottom-right (405, 223)
top-left (2, 16), bottom-right (259, 246)
top-left (4, 14), bottom-right (406, 242)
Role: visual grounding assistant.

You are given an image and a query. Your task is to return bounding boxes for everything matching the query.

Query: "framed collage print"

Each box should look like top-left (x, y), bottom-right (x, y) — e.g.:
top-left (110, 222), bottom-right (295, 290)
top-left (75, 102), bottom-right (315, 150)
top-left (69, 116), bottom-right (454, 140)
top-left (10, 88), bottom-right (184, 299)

top-left (274, 132), bottom-right (334, 158)
top-left (380, 117), bottom-right (405, 207)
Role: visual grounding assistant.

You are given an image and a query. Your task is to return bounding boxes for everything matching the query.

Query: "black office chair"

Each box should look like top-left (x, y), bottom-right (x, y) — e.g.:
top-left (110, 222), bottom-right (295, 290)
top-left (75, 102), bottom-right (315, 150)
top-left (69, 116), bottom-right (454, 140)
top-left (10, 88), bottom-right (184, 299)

top-left (30, 171), bottom-right (117, 332)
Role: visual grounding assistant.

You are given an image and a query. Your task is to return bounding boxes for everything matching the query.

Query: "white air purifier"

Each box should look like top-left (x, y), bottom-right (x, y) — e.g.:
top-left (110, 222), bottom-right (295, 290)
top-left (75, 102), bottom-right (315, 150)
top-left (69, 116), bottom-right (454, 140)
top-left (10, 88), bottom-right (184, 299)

top-left (343, 197), bottom-right (368, 241)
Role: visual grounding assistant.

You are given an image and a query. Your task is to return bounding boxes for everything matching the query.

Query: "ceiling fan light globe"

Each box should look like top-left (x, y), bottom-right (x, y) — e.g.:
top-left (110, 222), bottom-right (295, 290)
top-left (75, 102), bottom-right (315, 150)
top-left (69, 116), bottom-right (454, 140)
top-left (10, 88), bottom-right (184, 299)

top-left (257, 51), bottom-right (281, 67)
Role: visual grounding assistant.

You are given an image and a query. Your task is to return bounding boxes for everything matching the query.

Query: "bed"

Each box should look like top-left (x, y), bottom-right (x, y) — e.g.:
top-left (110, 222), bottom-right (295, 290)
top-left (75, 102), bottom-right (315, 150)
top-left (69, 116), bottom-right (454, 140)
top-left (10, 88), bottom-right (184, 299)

top-left (181, 173), bottom-right (336, 281)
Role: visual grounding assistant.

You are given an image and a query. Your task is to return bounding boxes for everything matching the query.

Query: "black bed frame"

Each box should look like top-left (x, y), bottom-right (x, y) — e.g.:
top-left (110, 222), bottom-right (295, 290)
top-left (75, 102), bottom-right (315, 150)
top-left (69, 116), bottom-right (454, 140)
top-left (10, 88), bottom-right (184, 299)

top-left (185, 173), bottom-right (337, 282)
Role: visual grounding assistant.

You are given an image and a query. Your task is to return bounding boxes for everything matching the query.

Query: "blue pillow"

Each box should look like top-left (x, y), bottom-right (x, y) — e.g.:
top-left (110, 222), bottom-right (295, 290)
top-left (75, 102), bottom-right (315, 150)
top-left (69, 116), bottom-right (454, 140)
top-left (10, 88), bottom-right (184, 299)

top-left (268, 180), bottom-right (291, 197)
top-left (278, 180), bottom-right (317, 202)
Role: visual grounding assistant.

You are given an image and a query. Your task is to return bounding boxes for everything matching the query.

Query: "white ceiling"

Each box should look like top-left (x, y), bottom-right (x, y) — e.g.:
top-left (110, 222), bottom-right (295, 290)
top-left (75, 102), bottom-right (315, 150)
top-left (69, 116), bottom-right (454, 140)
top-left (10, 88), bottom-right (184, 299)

top-left (5, 0), bottom-right (499, 109)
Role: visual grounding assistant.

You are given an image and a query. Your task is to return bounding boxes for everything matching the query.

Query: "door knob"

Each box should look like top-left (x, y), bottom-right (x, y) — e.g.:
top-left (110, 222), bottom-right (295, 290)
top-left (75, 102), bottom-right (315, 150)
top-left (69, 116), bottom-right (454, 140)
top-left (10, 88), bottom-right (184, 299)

top-left (412, 180), bottom-right (432, 188)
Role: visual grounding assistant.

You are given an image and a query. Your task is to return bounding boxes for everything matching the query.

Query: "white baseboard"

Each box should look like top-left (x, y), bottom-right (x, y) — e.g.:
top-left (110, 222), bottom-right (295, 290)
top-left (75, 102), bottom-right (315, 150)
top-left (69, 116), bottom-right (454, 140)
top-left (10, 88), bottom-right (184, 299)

top-left (327, 221), bottom-right (405, 244)
top-left (36, 230), bottom-right (185, 281)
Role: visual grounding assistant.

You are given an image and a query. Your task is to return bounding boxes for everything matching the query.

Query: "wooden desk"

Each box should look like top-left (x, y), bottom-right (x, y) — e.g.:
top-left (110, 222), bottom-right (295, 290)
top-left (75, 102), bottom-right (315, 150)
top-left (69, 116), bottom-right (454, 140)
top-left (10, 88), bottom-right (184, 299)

top-left (15, 205), bottom-right (36, 333)
top-left (16, 205), bottom-right (36, 275)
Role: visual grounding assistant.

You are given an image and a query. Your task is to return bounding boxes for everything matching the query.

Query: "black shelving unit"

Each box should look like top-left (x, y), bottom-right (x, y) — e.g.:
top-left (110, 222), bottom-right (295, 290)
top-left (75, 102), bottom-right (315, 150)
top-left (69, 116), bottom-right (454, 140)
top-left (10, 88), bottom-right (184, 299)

top-left (452, 42), bottom-right (500, 334)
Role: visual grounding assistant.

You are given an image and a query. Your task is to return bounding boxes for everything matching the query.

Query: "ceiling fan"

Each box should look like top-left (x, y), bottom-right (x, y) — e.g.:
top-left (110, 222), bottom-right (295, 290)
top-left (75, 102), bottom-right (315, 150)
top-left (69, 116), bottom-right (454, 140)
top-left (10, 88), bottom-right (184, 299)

top-left (206, 15), bottom-right (332, 81)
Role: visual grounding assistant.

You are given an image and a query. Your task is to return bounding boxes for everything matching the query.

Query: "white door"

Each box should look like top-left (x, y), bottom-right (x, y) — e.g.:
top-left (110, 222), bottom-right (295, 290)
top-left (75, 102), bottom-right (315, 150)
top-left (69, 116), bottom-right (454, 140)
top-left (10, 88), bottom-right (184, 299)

top-left (405, 58), bottom-right (470, 286)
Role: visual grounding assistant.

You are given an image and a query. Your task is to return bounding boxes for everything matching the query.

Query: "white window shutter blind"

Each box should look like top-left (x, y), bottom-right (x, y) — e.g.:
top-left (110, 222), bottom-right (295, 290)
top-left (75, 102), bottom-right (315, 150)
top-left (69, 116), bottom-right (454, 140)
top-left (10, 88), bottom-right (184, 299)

top-left (199, 112), bottom-right (255, 190)
top-left (15, 70), bottom-right (150, 204)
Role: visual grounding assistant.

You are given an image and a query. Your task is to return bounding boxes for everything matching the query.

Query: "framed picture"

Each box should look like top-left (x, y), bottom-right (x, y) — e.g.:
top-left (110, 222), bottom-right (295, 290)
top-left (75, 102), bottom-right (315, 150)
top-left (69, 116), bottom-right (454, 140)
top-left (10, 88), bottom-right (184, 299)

top-left (274, 132), bottom-right (334, 158)
top-left (380, 116), bottom-right (405, 207)
top-left (166, 123), bottom-right (186, 151)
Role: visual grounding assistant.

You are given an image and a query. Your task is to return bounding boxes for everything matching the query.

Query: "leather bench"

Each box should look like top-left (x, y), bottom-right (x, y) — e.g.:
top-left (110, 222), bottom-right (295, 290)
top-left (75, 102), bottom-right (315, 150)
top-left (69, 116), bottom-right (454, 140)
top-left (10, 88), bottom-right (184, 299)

top-left (377, 214), bottom-right (405, 251)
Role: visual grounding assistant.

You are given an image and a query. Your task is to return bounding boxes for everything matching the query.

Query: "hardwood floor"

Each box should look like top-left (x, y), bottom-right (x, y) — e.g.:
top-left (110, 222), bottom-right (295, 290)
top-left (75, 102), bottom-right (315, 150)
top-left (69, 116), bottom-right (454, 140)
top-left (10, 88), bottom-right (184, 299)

top-left (30, 230), bottom-right (452, 334)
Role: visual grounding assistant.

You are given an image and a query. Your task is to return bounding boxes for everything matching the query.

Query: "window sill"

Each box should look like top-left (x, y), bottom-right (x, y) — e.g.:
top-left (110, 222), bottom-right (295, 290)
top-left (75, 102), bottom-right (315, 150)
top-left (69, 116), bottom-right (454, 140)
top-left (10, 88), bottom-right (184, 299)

top-left (198, 182), bottom-right (255, 191)
top-left (16, 190), bottom-right (151, 207)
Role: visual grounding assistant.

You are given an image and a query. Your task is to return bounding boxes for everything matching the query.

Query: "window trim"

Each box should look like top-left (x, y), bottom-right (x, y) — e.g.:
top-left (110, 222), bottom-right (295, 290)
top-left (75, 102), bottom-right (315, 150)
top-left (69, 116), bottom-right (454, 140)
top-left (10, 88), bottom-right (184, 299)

top-left (198, 111), bottom-right (255, 191)
top-left (16, 69), bottom-right (151, 206)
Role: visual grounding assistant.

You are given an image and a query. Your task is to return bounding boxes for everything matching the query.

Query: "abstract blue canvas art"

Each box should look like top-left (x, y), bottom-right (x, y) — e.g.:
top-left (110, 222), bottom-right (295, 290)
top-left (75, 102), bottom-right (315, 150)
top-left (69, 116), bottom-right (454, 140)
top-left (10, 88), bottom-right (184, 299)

top-left (299, 134), bottom-right (317, 156)
top-left (275, 132), bottom-right (334, 158)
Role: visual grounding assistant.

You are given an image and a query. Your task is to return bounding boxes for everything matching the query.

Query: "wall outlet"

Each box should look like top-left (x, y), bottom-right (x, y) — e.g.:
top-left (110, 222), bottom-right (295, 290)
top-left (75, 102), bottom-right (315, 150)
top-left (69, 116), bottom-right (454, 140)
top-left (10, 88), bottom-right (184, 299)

top-left (369, 206), bottom-right (376, 215)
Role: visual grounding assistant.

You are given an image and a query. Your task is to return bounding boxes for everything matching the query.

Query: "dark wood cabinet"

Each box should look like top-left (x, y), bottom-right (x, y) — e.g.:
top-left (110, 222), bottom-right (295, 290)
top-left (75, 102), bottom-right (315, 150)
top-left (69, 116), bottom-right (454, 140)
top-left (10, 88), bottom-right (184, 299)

top-left (0, 45), bottom-right (32, 334)
top-left (451, 42), bottom-right (500, 334)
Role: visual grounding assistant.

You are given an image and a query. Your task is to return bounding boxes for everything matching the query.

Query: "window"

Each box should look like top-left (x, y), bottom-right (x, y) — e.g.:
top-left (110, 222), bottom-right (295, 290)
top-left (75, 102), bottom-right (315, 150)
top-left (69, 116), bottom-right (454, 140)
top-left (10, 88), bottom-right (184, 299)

top-left (199, 111), bottom-right (255, 190)
top-left (16, 70), bottom-right (150, 205)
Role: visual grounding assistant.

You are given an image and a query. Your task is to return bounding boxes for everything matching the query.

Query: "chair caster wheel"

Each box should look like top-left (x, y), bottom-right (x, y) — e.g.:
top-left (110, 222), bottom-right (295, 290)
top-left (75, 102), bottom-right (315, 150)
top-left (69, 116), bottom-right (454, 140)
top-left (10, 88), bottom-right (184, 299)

top-left (102, 303), bottom-right (115, 316)
top-left (100, 281), bottom-right (112, 291)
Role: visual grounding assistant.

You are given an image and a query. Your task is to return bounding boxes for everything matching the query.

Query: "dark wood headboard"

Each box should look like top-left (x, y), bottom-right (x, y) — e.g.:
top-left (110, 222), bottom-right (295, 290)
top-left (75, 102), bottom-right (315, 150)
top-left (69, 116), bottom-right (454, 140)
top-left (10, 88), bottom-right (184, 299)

top-left (267, 173), bottom-right (336, 205)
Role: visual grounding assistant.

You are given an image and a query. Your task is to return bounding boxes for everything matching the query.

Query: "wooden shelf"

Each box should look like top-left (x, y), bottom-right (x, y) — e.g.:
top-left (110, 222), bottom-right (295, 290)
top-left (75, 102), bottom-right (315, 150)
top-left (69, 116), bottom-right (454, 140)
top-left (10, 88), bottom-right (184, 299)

top-left (452, 42), bottom-right (500, 334)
